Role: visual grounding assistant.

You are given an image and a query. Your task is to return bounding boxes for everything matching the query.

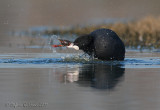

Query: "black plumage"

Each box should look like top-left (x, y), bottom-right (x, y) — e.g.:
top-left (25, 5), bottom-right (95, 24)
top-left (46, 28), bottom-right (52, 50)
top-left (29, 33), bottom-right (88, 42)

top-left (74, 28), bottom-right (125, 60)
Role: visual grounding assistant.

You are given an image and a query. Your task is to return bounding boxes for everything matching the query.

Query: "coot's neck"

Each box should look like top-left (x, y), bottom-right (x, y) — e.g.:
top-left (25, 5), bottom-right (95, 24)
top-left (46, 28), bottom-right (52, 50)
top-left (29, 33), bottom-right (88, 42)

top-left (74, 34), bottom-right (94, 55)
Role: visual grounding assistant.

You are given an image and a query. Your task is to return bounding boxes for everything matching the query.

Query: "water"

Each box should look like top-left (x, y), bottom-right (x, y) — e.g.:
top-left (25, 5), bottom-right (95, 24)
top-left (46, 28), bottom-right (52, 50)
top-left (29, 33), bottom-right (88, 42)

top-left (1, 26), bottom-right (160, 110)
top-left (0, 51), bottom-right (160, 110)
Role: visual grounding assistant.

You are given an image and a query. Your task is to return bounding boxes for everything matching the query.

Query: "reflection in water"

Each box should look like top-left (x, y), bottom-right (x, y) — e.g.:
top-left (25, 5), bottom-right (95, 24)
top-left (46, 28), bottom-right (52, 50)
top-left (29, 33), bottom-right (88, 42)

top-left (66, 71), bottom-right (79, 83)
top-left (63, 64), bottom-right (125, 90)
top-left (64, 67), bottom-right (79, 83)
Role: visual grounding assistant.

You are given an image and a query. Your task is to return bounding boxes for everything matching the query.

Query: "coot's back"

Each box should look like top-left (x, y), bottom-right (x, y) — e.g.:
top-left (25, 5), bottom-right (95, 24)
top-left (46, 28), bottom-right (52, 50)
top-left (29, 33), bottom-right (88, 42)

top-left (90, 28), bottom-right (125, 60)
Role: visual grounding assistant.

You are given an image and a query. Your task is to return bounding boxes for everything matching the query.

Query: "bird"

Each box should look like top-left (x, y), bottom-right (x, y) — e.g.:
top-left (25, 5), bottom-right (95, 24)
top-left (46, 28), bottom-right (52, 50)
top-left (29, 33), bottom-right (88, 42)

top-left (52, 28), bottom-right (125, 61)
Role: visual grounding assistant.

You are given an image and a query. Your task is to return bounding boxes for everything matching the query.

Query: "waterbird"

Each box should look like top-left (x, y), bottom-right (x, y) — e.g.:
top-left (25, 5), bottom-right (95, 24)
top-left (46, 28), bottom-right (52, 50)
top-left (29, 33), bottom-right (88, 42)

top-left (52, 28), bottom-right (125, 61)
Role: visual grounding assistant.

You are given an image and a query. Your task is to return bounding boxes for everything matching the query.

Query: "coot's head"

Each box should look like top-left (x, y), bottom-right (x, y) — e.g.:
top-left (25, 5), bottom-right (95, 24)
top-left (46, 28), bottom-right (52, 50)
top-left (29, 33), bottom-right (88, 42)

top-left (57, 35), bottom-right (93, 51)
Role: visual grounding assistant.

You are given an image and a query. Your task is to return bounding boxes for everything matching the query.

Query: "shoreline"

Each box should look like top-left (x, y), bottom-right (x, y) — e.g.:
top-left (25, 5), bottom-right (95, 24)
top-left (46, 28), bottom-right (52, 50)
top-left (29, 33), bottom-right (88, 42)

top-left (44, 16), bottom-right (160, 49)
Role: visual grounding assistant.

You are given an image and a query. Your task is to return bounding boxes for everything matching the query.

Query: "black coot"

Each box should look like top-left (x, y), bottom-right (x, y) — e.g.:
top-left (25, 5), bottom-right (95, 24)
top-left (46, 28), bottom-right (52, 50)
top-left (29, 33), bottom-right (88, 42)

top-left (73, 28), bottom-right (125, 60)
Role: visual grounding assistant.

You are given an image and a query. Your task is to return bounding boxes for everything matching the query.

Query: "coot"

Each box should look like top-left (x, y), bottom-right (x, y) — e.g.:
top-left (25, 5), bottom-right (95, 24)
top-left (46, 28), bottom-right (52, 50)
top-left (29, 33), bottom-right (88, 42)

top-left (53, 28), bottom-right (125, 61)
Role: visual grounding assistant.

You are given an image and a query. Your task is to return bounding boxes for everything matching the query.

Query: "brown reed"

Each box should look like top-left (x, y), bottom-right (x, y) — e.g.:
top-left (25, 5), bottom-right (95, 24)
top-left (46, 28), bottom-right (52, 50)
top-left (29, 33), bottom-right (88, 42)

top-left (44, 16), bottom-right (160, 49)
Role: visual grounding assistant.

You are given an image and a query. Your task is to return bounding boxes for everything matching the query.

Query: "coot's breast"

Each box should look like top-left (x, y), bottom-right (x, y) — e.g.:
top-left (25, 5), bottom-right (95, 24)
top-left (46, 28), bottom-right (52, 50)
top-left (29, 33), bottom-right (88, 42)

top-left (90, 29), bottom-right (125, 60)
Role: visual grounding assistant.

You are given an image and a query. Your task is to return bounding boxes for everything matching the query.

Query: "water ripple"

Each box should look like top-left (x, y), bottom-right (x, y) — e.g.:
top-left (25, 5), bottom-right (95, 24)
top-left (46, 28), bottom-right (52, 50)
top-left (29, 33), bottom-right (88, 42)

top-left (0, 57), bottom-right (160, 66)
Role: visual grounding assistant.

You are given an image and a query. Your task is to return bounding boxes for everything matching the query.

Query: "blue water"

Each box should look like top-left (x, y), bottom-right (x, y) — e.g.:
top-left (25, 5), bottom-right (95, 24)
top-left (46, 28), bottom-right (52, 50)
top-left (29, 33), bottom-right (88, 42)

top-left (0, 52), bottom-right (160, 68)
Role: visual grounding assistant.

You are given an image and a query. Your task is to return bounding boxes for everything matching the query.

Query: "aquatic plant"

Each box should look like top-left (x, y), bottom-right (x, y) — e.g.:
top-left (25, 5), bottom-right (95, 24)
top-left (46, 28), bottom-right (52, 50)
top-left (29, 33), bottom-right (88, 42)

top-left (44, 16), bottom-right (160, 49)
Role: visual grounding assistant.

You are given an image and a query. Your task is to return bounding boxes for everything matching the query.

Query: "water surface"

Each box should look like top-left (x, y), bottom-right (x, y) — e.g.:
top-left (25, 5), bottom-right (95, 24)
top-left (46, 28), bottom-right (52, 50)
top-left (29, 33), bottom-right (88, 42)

top-left (0, 51), bottom-right (160, 110)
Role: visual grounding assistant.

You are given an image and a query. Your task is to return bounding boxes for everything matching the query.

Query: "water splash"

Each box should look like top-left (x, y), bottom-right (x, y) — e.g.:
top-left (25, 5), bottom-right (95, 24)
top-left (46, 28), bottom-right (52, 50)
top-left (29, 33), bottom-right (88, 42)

top-left (48, 35), bottom-right (59, 45)
top-left (48, 35), bottom-right (60, 52)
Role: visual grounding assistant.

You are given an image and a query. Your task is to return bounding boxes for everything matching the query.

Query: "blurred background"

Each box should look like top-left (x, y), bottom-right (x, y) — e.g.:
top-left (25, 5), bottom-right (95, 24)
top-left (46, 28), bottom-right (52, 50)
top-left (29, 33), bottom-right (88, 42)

top-left (1, 1), bottom-right (160, 110)
top-left (0, 0), bottom-right (160, 52)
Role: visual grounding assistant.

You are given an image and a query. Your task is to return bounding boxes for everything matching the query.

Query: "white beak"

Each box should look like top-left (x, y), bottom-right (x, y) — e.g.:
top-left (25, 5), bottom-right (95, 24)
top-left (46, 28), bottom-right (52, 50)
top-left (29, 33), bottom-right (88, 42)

top-left (67, 43), bottom-right (79, 50)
